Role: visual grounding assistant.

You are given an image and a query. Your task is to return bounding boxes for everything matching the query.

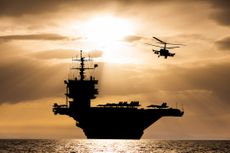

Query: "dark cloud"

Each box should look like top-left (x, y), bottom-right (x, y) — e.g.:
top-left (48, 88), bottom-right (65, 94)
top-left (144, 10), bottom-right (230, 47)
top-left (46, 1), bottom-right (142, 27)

top-left (31, 49), bottom-right (103, 60)
top-left (0, 43), bottom-right (69, 104)
top-left (2, 0), bottom-right (226, 29)
top-left (99, 61), bottom-right (230, 105)
top-left (0, 0), bottom-right (63, 16)
top-left (153, 62), bottom-right (230, 104)
top-left (30, 50), bottom-right (81, 60)
top-left (123, 35), bottom-right (145, 43)
top-left (0, 47), bottom-right (103, 104)
top-left (0, 0), bottom-right (165, 17)
top-left (0, 57), bottom-right (68, 103)
top-left (0, 0), bottom-right (113, 17)
top-left (0, 33), bottom-right (72, 42)
top-left (208, 0), bottom-right (230, 26)
top-left (216, 36), bottom-right (230, 51)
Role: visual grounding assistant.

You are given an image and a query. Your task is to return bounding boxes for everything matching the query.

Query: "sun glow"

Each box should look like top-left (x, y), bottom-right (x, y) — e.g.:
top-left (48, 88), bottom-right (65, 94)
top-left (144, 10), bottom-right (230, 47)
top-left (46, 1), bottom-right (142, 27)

top-left (82, 15), bottom-right (134, 44)
top-left (80, 15), bottom-right (136, 63)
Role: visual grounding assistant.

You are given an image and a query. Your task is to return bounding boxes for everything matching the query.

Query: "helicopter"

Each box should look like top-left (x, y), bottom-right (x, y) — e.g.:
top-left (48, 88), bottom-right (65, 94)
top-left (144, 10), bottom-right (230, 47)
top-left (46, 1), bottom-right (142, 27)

top-left (146, 37), bottom-right (183, 59)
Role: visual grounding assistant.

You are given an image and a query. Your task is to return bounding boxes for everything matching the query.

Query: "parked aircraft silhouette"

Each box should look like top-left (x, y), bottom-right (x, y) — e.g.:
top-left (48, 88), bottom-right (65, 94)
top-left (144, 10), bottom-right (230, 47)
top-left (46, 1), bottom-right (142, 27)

top-left (147, 102), bottom-right (169, 109)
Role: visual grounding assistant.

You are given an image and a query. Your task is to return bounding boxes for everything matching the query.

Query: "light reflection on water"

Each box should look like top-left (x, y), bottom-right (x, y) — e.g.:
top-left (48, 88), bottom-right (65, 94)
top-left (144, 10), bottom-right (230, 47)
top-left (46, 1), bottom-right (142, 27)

top-left (0, 139), bottom-right (229, 153)
top-left (56, 139), bottom-right (156, 153)
top-left (55, 139), bottom-right (230, 153)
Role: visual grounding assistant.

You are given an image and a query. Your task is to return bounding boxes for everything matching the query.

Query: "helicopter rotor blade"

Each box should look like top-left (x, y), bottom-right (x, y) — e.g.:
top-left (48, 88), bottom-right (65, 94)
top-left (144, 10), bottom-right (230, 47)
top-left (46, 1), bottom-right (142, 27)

top-left (153, 36), bottom-right (185, 46)
top-left (166, 46), bottom-right (180, 49)
top-left (166, 43), bottom-right (184, 46)
top-left (153, 37), bottom-right (166, 44)
top-left (145, 43), bottom-right (162, 48)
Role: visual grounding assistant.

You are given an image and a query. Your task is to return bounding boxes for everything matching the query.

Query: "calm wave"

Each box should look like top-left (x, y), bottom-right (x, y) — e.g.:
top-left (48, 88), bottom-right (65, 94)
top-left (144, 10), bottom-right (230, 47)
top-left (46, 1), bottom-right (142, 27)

top-left (0, 139), bottom-right (229, 153)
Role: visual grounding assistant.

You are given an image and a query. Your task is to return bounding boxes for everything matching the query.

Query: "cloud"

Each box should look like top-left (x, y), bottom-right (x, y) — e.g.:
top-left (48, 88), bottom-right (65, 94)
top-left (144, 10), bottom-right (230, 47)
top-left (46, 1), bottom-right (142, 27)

top-left (151, 62), bottom-right (230, 104)
top-left (0, 0), bottom-right (228, 106)
top-left (31, 49), bottom-right (103, 60)
top-left (0, 45), bottom-right (103, 104)
top-left (216, 36), bottom-right (230, 51)
top-left (0, 0), bottom-right (176, 19)
top-left (0, 0), bottom-right (63, 17)
top-left (123, 35), bottom-right (145, 43)
top-left (208, 0), bottom-right (230, 26)
top-left (99, 61), bottom-right (230, 106)
top-left (0, 0), bottom-right (116, 17)
top-left (0, 0), bottom-right (221, 36)
top-left (31, 50), bottom-right (82, 60)
top-left (0, 33), bottom-right (72, 42)
top-left (0, 57), bottom-right (68, 103)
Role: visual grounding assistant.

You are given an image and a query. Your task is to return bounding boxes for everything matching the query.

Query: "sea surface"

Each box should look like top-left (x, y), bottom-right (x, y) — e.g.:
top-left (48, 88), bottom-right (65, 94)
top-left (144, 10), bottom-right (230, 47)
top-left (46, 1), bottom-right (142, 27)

top-left (0, 139), bottom-right (229, 153)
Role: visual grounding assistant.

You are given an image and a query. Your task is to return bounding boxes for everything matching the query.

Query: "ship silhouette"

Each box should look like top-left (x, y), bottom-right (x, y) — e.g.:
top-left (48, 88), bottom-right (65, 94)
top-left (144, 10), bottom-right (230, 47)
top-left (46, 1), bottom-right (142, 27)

top-left (53, 50), bottom-right (184, 139)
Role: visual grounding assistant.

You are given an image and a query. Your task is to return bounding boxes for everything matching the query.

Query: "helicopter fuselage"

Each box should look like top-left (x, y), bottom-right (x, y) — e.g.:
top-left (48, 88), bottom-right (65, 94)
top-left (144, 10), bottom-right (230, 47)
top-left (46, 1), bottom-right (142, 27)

top-left (154, 49), bottom-right (175, 59)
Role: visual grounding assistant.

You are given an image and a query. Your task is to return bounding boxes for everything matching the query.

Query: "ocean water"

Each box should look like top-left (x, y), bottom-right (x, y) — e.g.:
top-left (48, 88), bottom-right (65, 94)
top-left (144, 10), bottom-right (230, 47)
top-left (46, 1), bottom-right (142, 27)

top-left (0, 139), bottom-right (229, 153)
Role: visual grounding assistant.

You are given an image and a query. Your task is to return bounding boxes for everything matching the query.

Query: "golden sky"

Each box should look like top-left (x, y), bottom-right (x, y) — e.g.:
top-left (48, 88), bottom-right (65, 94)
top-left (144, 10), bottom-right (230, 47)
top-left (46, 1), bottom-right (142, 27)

top-left (0, 0), bottom-right (230, 139)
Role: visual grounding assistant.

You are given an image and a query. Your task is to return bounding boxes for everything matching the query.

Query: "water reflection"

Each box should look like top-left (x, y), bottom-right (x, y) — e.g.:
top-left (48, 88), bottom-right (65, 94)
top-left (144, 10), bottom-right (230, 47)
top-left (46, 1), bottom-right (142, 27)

top-left (54, 139), bottom-right (230, 153)
top-left (0, 139), bottom-right (229, 153)
top-left (55, 139), bottom-right (170, 153)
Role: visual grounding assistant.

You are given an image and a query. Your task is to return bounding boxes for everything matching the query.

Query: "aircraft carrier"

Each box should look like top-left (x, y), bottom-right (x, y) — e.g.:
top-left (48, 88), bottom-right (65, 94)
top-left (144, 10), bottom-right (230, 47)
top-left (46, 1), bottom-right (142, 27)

top-left (53, 50), bottom-right (184, 139)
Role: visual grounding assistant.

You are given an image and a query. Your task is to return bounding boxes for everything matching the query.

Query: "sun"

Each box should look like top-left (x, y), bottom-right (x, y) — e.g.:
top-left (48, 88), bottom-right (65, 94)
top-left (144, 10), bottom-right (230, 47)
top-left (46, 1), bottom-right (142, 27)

top-left (82, 15), bottom-right (134, 44)
top-left (74, 15), bottom-right (136, 64)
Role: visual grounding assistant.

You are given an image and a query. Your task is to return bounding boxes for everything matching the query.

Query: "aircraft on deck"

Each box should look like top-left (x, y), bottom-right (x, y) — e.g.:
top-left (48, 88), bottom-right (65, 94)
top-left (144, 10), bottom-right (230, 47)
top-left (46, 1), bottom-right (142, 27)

top-left (147, 102), bottom-right (169, 109)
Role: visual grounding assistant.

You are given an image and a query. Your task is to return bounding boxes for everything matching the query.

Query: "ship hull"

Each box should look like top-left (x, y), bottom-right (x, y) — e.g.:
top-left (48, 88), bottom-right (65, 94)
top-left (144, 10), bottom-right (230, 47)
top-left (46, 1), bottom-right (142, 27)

top-left (71, 107), bottom-right (183, 139)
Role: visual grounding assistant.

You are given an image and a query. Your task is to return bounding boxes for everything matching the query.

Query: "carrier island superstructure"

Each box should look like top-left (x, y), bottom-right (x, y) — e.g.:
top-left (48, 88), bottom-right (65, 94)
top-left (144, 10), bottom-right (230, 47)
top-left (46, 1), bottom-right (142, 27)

top-left (53, 50), bottom-right (184, 139)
